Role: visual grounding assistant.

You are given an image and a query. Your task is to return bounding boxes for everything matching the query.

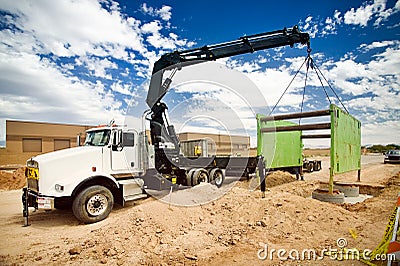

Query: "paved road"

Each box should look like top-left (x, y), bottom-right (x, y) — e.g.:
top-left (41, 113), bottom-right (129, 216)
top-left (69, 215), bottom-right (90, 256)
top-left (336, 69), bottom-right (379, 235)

top-left (304, 154), bottom-right (399, 184)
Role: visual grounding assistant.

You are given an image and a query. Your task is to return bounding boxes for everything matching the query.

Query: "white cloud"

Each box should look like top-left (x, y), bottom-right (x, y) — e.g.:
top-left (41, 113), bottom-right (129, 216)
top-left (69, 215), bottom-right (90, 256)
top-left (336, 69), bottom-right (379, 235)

top-left (374, 0), bottom-right (400, 26)
top-left (300, 1), bottom-right (400, 37)
top-left (258, 55), bottom-right (268, 64)
top-left (396, 0), bottom-right (400, 9)
top-left (322, 46), bottom-right (400, 104)
top-left (0, 51), bottom-right (125, 124)
top-left (359, 40), bottom-right (398, 51)
top-left (300, 13), bottom-right (339, 37)
top-left (362, 121), bottom-right (400, 145)
top-left (344, 3), bottom-right (378, 27)
top-left (334, 10), bottom-right (343, 24)
top-left (0, 0), bottom-right (197, 127)
top-left (141, 20), bottom-right (194, 50)
top-left (227, 60), bottom-right (261, 73)
top-left (0, 0), bottom-right (146, 58)
top-left (141, 20), bottom-right (162, 34)
top-left (245, 67), bottom-right (305, 108)
top-left (321, 10), bottom-right (343, 36)
top-left (140, 3), bottom-right (172, 21)
top-left (76, 56), bottom-right (117, 79)
top-left (343, 0), bottom-right (399, 27)
top-left (110, 81), bottom-right (132, 95)
top-left (301, 16), bottom-right (319, 38)
top-left (158, 5), bottom-right (173, 21)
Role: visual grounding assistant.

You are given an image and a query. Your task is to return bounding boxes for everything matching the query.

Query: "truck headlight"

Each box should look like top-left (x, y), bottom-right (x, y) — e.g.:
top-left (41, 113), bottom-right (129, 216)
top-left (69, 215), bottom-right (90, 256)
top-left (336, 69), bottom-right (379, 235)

top-left (55, 184), bottom-right (64, 192)
top-left (27, 159), bottom-right (39, 168)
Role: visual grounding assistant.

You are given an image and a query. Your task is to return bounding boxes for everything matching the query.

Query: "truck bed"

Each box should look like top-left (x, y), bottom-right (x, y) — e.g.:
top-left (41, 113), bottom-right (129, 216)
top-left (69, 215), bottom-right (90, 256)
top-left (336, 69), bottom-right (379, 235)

top-left (179, 156), bottom-right (259, 177)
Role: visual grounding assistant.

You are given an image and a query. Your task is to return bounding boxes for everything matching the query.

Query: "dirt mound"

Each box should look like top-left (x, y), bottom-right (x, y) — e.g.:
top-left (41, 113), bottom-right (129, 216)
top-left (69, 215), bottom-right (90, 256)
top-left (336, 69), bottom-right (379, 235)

top-left (0, 167), bottom-right (26, 190)
top-left (0, 163), bottom-right (399, 265)
top-left (266, 170), bottom-right (296, 187)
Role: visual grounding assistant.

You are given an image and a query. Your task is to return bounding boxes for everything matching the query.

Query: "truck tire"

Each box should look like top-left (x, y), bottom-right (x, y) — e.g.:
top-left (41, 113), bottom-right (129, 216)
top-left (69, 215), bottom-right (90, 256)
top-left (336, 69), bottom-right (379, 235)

top-left (307, 162), bottom-right (314, 172)
top-left (186, 169), bottom-right (196, 186)
top-left (314, 161), bottom-right (321, 171)
top-left (72, 185), bottom-right (114, 224)
top-left (192, 169), bottom-right (209, 186)
top-left (210, 168), bottom-right (225, 188)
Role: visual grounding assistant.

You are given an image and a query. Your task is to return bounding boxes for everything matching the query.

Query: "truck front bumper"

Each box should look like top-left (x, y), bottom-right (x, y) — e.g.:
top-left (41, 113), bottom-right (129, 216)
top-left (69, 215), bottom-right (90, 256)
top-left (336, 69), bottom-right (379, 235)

top-left (22, 188), bottom-right (54, 217)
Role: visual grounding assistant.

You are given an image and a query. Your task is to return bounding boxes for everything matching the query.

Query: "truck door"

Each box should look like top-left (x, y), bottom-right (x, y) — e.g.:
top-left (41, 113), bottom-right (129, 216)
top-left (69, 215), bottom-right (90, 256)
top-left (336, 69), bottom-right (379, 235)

top-left (111, 130), bottom-right (138, 172)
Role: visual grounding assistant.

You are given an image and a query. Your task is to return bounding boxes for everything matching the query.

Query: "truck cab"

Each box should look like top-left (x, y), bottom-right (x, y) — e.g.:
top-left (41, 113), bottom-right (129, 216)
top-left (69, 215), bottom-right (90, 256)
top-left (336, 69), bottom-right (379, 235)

top-left (23, 125), bottom-right (149, 223)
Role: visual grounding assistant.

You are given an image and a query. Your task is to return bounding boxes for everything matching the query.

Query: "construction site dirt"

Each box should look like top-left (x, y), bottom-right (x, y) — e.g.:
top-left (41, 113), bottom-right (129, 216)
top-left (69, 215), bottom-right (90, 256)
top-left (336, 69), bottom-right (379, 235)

top-left (0, 154), bottom-right (399, 265)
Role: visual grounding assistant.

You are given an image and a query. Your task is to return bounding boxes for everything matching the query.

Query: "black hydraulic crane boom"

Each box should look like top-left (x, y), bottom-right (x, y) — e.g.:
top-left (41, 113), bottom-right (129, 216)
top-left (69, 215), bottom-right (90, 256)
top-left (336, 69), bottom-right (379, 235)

top-left (146, 26), bottom-right (310, 175)
top-left (146, 26), bottom-right (310, 108)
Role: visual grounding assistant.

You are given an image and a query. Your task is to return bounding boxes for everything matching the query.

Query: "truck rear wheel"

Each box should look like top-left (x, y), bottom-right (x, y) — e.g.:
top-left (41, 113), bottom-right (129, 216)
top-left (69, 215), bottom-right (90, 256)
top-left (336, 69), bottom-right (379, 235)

top-left (72, 185), bottom-right (114, 224)
top-left (186, 169), bottom-right (196, 186)
top-left (210, 168), bottom-right (224, 188)
top-left (192, 169), bottom-right (209, 186)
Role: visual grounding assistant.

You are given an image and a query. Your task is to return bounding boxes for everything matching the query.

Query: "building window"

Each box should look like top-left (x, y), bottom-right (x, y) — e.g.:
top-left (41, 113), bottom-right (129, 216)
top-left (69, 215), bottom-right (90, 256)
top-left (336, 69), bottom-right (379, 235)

top-left (23, 138), bottom-right (42, 152)
top-left (54, 139), bottom-right (70, 151)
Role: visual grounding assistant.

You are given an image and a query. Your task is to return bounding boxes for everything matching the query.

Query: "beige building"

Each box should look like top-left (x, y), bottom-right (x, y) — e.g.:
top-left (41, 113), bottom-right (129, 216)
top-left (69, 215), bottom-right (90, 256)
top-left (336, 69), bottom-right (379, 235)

top-left (0, 120), bottom-right (93, 165)
top-left (0, 120), bottom-right (255, 166)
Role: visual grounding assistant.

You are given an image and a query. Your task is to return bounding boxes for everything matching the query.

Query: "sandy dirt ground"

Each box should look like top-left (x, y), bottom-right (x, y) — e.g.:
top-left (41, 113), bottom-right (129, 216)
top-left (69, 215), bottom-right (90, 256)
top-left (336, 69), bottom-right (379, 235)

top-left (0, 155), bottom-right (399, 265)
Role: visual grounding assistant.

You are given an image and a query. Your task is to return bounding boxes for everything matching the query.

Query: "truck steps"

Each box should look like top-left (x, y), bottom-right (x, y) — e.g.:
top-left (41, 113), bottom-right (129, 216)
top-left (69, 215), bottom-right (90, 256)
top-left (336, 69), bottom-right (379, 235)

top-left (118, 179), bottom-right (147, 204)
top-left (123, 193), bottom-right (147, 203)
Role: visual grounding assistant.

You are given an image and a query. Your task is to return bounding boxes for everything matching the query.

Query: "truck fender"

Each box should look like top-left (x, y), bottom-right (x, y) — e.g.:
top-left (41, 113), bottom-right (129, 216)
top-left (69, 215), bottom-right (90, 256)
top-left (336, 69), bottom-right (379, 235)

top-left (71, 174), bottom-right (120, 199)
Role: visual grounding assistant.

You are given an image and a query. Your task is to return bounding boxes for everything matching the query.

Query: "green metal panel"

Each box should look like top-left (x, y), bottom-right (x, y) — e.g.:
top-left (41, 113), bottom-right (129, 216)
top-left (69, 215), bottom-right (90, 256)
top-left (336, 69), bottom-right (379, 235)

top-left (257, 115), bottom-right (303, 169)
top-left (330, 104), bottom-right (361, 174)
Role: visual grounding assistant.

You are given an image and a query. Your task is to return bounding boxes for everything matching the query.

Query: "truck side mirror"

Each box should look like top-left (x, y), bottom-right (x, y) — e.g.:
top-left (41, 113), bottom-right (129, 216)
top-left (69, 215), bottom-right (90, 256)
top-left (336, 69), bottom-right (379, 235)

top-left (112, 130), bottom-right (123, 151)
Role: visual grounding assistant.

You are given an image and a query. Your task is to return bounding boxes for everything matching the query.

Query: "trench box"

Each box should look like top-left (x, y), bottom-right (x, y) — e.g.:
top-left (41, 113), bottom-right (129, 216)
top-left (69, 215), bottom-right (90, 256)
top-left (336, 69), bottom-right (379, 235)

top-left (257, 104), bottom-right (361, 174)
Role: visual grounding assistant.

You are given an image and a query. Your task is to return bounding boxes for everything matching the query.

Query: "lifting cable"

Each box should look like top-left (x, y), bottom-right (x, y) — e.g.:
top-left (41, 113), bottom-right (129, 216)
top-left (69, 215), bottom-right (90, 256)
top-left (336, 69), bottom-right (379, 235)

top-left (268, 55), bottom-right (309, 116)
top-left (310, 57), bottom-right (332, 106)
top-left (269, 48), bottom-right (349, 117)
top-left (312, 59), bottom-right (349, 114)
top-left (299, 54), bottom-right (311, 124)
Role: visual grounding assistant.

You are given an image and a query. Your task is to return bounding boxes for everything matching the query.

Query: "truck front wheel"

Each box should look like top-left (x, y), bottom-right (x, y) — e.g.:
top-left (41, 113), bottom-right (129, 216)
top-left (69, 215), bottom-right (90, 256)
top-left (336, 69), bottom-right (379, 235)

top-left (72, 185), bottom-right (114, 224)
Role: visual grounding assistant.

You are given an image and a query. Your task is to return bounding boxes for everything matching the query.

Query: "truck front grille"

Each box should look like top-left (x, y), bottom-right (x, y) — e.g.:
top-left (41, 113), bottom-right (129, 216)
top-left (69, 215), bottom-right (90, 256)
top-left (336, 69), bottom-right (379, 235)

top-left (27, 178), bottom-right (39, 192)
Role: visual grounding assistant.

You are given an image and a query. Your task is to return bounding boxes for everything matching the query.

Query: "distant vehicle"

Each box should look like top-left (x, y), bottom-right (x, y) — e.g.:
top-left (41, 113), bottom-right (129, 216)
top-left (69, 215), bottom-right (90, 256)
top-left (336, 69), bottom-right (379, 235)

top-left (384, 150), bottom-right (400, 164)
top-left (303, 158), bottom-right (322, 172)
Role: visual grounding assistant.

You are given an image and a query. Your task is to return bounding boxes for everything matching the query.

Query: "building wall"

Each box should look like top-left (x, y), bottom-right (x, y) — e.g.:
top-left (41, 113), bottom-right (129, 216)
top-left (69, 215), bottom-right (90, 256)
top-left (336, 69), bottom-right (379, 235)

top-left (0, 120), bottom-right (93, 165)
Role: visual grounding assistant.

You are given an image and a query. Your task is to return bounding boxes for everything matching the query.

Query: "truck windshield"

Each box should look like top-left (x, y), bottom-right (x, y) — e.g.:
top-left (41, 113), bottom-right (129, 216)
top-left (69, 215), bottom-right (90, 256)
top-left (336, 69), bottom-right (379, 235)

top-left (84, 130), bottom-right (111, 146)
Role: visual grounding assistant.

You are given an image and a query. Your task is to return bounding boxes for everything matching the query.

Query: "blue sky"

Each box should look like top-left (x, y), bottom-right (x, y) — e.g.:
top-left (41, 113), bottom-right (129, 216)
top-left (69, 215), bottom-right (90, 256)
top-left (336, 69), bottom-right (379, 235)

top-left (0, 0), bottom-right (399, 147)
